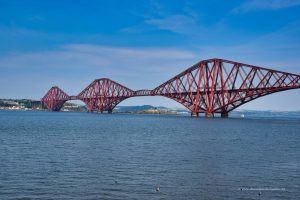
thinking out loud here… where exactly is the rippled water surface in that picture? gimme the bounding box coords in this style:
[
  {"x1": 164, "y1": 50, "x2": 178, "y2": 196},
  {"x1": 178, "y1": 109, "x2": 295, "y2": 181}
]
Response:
[{"x1": 0, "y1": 110, "x2": 299, "y2": 199}]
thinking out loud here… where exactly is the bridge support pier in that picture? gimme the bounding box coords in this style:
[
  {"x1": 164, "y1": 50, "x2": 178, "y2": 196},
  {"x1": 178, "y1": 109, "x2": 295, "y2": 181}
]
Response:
[
  {"x1": 108, "y1": 109, "x2": 112, "y2": 114},
  {"x1": 205, "y1": 112, "x2": 214, "y2": 118},
  {"x1": 221, "y1": 112, "x2": 229, "y2": 118},
  {"x1": 191, "y1": 112, "x2": 199, "y2": 117}
]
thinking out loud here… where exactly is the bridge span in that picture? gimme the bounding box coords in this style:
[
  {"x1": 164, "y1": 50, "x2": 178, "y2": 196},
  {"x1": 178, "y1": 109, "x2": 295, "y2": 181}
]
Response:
[{"x1": 41, "y1": 58, "x2": 300, "y2": 117}]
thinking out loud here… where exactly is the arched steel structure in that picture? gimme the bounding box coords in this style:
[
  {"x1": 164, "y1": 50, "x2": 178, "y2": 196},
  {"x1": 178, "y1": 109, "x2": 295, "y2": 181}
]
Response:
[
  {"x1": 152, "y1": 58, "x2": 300, "y2": 116},
  {"x1": 77, "y1": 78, "x2": 135, "y2": 113},
  {"x1": 41, "y1": 86, "x2": 70, "y2": 111},
  {"x1": 41, "y1": 58, "x2": 300, "y2": 117}
]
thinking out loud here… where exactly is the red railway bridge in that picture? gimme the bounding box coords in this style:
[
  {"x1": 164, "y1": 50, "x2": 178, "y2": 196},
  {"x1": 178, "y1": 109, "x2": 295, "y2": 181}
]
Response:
[{"x1": 41, "y1": 58, "x2": 300, "y2": 117}]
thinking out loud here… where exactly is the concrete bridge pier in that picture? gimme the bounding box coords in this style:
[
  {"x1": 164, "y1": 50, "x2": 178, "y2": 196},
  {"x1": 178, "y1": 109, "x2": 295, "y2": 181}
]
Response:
[
  {"x1": 108, "y1": 109, "x2": 112, "y2": 114},
  {"x1": 205, "y1": 112, "x2": 214, "y2": 118},
  {"x1": 191, "y1": 112, "x2": 199, "y2": 117},
  {"x1": 221, "y1": 112, "x2": 229, "y2": 118}
]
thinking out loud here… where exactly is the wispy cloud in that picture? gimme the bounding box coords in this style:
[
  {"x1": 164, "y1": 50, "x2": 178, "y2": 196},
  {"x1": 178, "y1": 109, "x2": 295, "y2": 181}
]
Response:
[
  {"x1": 0, "y1": 25, "x2": 45, "y2": 37},
  {"x1": 0, "y1": 44, "x2": 198, "y2": 99},
  {"x1": 123, "y1": 0, "x2": 203, "y2": 35},
  {"x1": 0, "y1": 44, "x2": 197, "y2": 75},
  {"x1": 145, "y1": 14, "x2": 202, "y2": 34},
  {"x1": 232, "y1": 0, "x2": 300, "y2": 13},
  {"x1": 0, "y1": 40, "x2": 299, "y2": 109},
  {"x1": 195, "y1": 20, "x2": 300, "y2": 73}
]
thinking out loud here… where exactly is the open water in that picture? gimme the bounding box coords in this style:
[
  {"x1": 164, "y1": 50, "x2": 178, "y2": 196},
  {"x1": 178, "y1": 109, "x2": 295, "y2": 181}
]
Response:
[{"x1": 0, "y1": 110, "x2": 299, "y2": 199}]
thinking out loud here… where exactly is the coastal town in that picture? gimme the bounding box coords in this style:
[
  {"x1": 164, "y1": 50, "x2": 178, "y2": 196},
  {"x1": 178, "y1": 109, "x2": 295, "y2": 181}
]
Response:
[
  {"x1": 0, "y1": 99, "x2": 86, "y2": 112},
  {"x1": 0, "y1": 99, "x2": 185, "y2": 114}
]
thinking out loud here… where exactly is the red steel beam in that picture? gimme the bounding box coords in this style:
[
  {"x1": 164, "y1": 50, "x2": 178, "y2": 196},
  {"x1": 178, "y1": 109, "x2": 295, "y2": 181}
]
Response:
[{"x1": 41, "y1": 59, "x2": 300, "y2": 115}]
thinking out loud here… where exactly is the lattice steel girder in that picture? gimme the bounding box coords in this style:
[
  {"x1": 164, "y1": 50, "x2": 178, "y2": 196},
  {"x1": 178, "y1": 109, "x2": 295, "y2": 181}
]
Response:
[
  {"x1": 41, "y1": 86, "x2": 70, "y2": 111},
  {"x1": 77, "y1": 78, "x2": 135, "y2": 112},
  {"x1": 152, "y1": 58, "x2": 300, "y2": 114},
  {"x1": 41, "y1": 58, "x2": 300, "y2": 114}
]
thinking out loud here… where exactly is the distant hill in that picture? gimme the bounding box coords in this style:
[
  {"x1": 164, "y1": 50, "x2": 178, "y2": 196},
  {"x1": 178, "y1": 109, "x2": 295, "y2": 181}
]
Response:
[
  {"x1": 114, "y1": 105, "x2": 189, "y2": 114},
  {"x1": 1, "y1": 99, "x2": 299, "y2": 119},
  {"x1": 114, "y1": 105, "x2": 155, "y2": 112}
]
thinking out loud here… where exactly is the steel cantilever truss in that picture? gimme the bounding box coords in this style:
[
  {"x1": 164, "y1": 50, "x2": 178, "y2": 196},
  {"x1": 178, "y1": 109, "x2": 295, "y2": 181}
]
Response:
[
  {"x1": 41, "y1": 86, "x2": 70, "y2": 111},
  {"x1": 41, "y1": 58, "x2": 300, "y2": 116},
  {"x1": 152, "y1": 59, "x2": 300, "y2": 116},
  {"x1": 78, "y1": 78, "x2": 135, "y2": 112}
]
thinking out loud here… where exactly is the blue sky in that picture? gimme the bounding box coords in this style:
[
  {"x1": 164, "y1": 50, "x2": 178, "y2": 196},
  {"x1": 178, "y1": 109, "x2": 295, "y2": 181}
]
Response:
[{"x1": 1, "y1": 0, "x2": 300, "y2": 110}]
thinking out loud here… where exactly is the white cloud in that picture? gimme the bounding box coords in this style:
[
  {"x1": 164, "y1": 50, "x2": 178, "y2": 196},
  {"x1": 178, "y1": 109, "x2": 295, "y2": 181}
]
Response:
[
  {"x1": 145, "y1": 15, "x2": 202, "y2": 34},
  {"x1": 1, "y1": 24, "x2": 300, "y2": 109},
  {"x1": 232, "y1": 0, "x2": 300, "y2": 13},
  {"x1": 0, "y1": 44, "x2": 197, "y2": 77},
  {"x1": 0, "y1": 25, "x2": 46, "y2": 37},
  {"x1": 64, "y1": 44, "x2": 195, "y2": 60},
  {"x1": 0, "y1": 44, "x2": 198, "y2": 99},
  {"x1": 122, "y1": 5, "x2": 203, "y2": 35}
]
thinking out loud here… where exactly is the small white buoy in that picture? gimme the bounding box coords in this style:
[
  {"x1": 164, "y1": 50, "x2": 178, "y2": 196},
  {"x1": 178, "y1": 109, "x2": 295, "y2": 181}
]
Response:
[
  {"x1": 156, "y1": 187, "x2": 160, "y2": 192},
  {"x1": 258, "y1": 191, "x2": 262, "y2": 196},
  {"x1": 241, "y1": 114, "x2": 245, "y2": 118}
]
